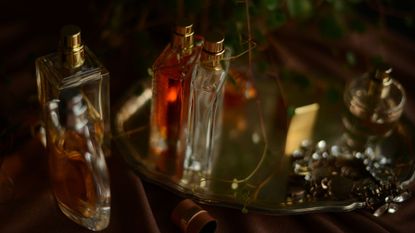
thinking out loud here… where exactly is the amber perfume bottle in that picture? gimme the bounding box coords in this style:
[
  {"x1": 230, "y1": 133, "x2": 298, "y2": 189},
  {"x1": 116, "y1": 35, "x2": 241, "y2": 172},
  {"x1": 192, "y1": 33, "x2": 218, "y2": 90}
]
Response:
[
  {"x1": 149, "y1": 20, "x2": 202, "y2": 178},
  {"x1": 184, "y1": 33, "x2": 231, "y2": 179},
  {"x1": 36, "y1": 25, "x2": 110, "y2": 157},
  {"x1": 46, "y1": 90, "x2": 110, "y2": 231},
  {"x1": 36, "y1": 25, "x2": 111, "y2": 230},
  {"x1": 343, "y1": 67, "x2": 406, "y2": 148}
]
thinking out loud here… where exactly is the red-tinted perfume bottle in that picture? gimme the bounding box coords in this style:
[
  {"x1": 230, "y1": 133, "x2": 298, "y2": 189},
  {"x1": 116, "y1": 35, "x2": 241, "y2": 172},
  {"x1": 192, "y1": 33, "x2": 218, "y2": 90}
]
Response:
[{"x1": 149, "y1": 20, "x2": 202, "y2": 178}]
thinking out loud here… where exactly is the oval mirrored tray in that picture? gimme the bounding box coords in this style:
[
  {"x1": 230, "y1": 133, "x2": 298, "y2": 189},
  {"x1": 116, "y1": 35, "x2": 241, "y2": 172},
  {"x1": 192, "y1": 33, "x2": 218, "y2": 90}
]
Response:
[{"x1": 113, "y1": 69, "x2": 415, "y2": 215}]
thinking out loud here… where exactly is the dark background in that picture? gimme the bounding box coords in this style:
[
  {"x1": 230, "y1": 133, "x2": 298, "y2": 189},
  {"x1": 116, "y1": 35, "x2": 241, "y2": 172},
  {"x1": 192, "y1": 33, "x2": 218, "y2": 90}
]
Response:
[{"x1": 1, "y1": 0, "x2": 415, "y2": 119}]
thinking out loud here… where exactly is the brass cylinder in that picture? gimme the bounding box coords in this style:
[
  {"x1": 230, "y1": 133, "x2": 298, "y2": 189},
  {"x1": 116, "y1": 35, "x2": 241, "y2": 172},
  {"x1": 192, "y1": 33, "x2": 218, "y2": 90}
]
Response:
[
  {"x1": 201, "y1": 32, "x2": 225, "y2": 69},
  {"x1": 59, "y1": 25, "x2": 85, "y2": 69},
  {"x1": 171, "y1": 199, "x2": 217, "y2": 233},
  {"x1": 172, "y1": 19, "x2": 194, "y2": 52},
  {"x1": 368, "y1": 67, "x2": 392, "y2": 98}
]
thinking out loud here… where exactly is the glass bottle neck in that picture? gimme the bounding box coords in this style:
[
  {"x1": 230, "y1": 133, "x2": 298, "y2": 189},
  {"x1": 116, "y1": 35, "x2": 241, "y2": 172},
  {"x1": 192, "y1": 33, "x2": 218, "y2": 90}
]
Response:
[{"x1": 60, "y1": 46, "x2": 85, "y2": 69}]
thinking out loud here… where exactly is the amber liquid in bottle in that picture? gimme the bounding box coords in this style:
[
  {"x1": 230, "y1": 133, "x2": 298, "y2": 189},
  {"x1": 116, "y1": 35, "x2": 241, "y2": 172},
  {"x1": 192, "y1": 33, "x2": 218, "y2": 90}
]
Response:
[
  {"x1": 149, "y1": 21, "x2": 202, "y2": 178},
  {"x1": 151, "y1": 64, "x2": 192, "y2": 175},
  {"x1": 36, "y1": 25, "x2": 111, "y2": 231},
  {"x1": 49, "y1": 130, "x2": 98, "y2": 218},
  {"x1": 46, "y1": 92, "x2": 110, "y2": 231}
]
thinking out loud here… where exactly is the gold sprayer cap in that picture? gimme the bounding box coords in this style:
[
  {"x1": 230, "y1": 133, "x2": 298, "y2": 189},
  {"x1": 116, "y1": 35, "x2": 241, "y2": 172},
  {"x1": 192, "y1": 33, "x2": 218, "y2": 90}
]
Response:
[
  {"x1": 59, "y1": 25, "x2": 85, "y2": 69},
  {"x1": 172, "y1": 19, "x2": 194, "y2": 51},
  {"x1": 369, "y1": 66, "x2": 393, "y2": 98},
  {"x1": 171, "y1": 199, "x2": 217, "y2": 233},
  {"x1": 374, "y1": 67, "x2": 393, "y2": 86},
  {"x1": 201, "y1": 32, "x2": 225, "y2": 69},
  {"x1": 203, "y1": 33, "x2": 224, "y2": 54}
]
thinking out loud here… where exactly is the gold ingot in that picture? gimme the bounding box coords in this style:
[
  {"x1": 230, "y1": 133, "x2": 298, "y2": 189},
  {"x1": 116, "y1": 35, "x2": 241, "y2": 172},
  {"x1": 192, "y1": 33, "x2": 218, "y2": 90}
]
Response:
[{"x1": 284, "y1": 103, "x2": 320, "y2": 155}]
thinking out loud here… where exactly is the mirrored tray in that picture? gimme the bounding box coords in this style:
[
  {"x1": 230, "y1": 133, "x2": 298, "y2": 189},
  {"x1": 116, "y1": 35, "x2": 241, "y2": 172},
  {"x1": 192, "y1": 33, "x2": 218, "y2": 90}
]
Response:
[{"x1": 113, "y1": 69, "x2": 415, "y2": 215}]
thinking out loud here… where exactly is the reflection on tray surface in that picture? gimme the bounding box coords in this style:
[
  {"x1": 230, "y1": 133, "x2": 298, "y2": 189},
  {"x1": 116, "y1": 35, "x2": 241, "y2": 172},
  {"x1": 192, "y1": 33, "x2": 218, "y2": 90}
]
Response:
[{"x1": 114, "y1": 68, "x2": 413, "y2": 215}]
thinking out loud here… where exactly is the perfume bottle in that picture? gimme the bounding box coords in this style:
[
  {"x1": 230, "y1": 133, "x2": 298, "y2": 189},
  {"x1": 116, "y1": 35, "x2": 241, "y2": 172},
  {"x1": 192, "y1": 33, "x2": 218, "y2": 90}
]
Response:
[
  {"x1": 36, "y1": 25, "x2": 110, "y2": 157},
  {"x1": 342, "y1": 67, "x2": 406, "y2": 148},
  {"x1": 184, "y1": 33, "x2": 230, "y2": 178},
  {"x1": 36, "y1": 25, "x2": 111, "y2": 230},
  {"x1": 149, "y1": 20, "x2": 202, "y2": 178},
  {"x1": 46, "y1": 90, "x2": 110, "y2": 231}
]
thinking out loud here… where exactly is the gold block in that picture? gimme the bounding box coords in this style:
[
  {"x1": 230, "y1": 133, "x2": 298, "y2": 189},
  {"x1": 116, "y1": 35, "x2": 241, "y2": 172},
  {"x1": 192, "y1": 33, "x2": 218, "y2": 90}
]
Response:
[{"x1": 284, "y1": 103, "x2": 319, "y2": 155}]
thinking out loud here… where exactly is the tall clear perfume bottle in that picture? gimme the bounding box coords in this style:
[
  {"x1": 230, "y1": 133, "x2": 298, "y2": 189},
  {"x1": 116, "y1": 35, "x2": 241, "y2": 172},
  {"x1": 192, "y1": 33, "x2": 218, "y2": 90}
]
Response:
[
  {"x1": 184, "y1": 33, "x2": 231, "y2": 180},
  {"x1": 46, "y1": 90, "x2": 110, "y2": 231},
  {"x1": 342, "y1": 67, "x2": 406, "y2": 149},
  {"x1": 36, "y1": 25, "x2": 111, "y2": 230},
  {"x1": 149, "y1": 20, "x2": 202, "y2": 178},
  {"x1": 36, "y1": 25, "x2": 110, "y2": 157}
]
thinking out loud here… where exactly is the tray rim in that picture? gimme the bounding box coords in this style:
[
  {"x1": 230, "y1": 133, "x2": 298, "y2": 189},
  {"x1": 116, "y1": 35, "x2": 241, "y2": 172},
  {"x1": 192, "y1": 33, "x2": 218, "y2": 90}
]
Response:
[{"x1": 113, "y1": 78, "x2": 415, "y2": 215}]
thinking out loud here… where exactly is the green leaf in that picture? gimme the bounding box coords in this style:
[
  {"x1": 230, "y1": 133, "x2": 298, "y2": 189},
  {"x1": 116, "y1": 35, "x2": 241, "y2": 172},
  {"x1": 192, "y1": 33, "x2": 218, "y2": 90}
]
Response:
[
  {"x1": 262, "y1": 0, "x2": 279, "y2": 11},
  {"x1": 326, "y1": 0, "x2": 346, "y2": 11},
  {"x1": 319, "y1": 16, "x2": 343, "y2": 39},
  {"x1": 287, "y1": 0, "x2": 313, "y2": 19},
  {"x1": 346, "y1": 51, "x2": 356, "y2": 66},
  {"x1": 251, "y1": 2, "x2": 261, "y2": 17},
  {"x1": 326, "y1": 87, "x2": 341, "y2": 103},
  {"x1": 349, "y1": 19, "x2": 366, "y2": 32},
  {"x1": 405, "y1": 16, "x2": 414, "y2": 27},
  {"x1": 293, "y1": 74, "x2": 310, "y2": 88},
  {"x1": 371, "y1": 55, "x2": 384, "y2": 67},
  {"x1": 267, "y1": 10, "x2": 286, "y2": 30},
  {"x1": 109, "y1": 4, "x2": 124, "y2": 29},
  {"x1": 347, "y1": 0, "x2": 363, "y2": 3},
  {"x1": 333, "y1": 0, "x2": 345, "y2": 11},
  {"x1": 241, "y1": 207, "x2": 249, "y2": 214},
  {"x1": 257, "y1": 60, "x2": 268, "y2": 73},
  {"x1": 287, "y1": 106, "x2": 296, "y2": 118},
  {"x1": 254, "y1": 29, "x2": 266, "y2": 44},
  {"x1": 183, "y1": 0, "x2": 203, "y2": 11},
  {"x1": 233, "y1": 7, "x2": 247, "y2": 26}
]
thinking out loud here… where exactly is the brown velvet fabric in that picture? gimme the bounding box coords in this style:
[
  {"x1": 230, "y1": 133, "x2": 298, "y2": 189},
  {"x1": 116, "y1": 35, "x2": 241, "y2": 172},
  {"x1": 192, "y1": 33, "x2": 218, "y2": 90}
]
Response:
[
  {"x1": 0, "y1": 139, "x2": 161, "y2": 233},
  {"x1": 1, "y1": 138, "x2": 415, "y2": 233}
]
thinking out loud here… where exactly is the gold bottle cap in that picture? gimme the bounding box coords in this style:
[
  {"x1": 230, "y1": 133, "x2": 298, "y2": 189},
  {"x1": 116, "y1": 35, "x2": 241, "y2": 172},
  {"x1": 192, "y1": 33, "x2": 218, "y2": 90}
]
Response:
[
  {"x1": 175, "y1": 19, "x2": 194, "y2": 36},
  {"x1": 369, "y1": 66, "x2": 393, "y2": 98},
  {"x1": 172, "y1": 19, "x2": 194, "y2": 51},
  {"x1": 374, "y1": 67, "x2": 393, "y2": 86},
  {"x1": 201, "y1": 32, "x2": 225, "y2": 69},
  {"x1": 59, "y1": 25, "x2": 85, "y2": 69},
  {"x1": 203, "y1": 33, "x2": 224, "y2": 54},
  {"x1": 61, "y1": 25, "x2": 82, "y2": 49},
  {"x1": 171, "y1": 199, "x2": 217, "y2": 233}
]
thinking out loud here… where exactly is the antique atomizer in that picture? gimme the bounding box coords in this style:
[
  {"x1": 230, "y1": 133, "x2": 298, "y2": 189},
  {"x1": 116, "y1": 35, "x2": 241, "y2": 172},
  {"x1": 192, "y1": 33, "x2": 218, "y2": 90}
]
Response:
[{"x1": 343, "y1": 66, "x2": 406, "y2": 149}]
